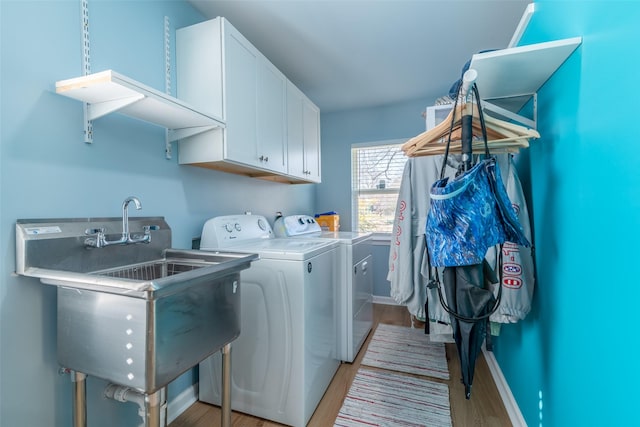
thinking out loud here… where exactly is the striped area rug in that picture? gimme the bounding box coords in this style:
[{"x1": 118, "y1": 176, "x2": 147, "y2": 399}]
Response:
[
  {"x1": 334, "y1": 368, "x2": 452, "y2": 427},
  {"x1": 361, "y1": 323, "x2": 450, "y2": 380}
]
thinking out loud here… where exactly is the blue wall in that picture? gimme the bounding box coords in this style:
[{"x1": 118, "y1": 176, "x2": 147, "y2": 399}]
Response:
[
  {"x1": 320, "y1": 2, "x2": 640, "y2": 425},
  {"x1": 318, "y1": 100, "x2": 431, "y2": 230},
  {"x1": 0, "y1": 1, "x2": 315, "y2": 426},
  {"x1": 493, "y1": 1, "x2": 640, "y2": 425},
  {"x1": 319, "y1": 99, "x2": 431, "y2": 297},
  {"x1": 5, "y1": 1, "x2": 636, "y2": 426}
]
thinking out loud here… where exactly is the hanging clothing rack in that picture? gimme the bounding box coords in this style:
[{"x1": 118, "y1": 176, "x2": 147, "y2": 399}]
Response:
[{"x1": 402, "y1": 70, "x2": 540, "y2": 158}]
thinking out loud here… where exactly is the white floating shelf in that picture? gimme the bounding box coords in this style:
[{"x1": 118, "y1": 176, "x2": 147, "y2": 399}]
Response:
[
  {"x1": 470, "y1": 37, "x2": 582, "y2": 112},
  {"x1": 55, "y1": 70, "x2": 224, "y2": 141}
]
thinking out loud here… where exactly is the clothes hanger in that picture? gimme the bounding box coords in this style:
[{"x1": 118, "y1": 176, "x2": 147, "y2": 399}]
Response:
[
  {"x1": 401, "y1": 73, "x2": 540, "y2": 158},
  {"x1": 402, "y1": 104, "x2": 539, "y2": 157},
  {"x1": 409, "y1": 138, "x2": 529, "y2": 157}
]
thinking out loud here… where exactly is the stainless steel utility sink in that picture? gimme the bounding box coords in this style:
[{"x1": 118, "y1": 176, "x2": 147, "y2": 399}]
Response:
[
  {"x1": 15, "y1": 217, "x2": 258, "y2": 394},
  {"x1": 93, "y1": 258, "x2": 211, "y2": 280}
]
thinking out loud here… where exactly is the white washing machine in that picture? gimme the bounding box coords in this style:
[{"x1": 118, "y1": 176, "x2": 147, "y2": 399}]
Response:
[
  {"x1": 197, "y1": 214, "x2": 340, "y2": 427},
  {"x1": 274, "y1": 215, "x2": 373, "y2": 363}
]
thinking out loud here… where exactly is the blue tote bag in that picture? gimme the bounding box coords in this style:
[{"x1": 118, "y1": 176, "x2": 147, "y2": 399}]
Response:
[{"x1": 426, "y1": 85, "x2": 530, "y2": 267}]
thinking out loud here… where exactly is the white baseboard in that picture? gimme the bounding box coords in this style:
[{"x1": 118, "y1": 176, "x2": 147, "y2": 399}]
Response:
[
  {"x1": 372, "y1": 295, "x2": 400, "y2": 305},
  {"x1": 482, "y1": 348, "x2": 527, "y2": 427},
  {"x1": 167, "y1": 383, "x2": 198, "y2": 424}
]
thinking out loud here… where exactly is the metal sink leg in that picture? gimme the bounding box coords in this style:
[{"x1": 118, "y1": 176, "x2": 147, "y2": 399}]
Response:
[
  {"x1": 72, "y1": 371, "x2": 87, "y2": 427},
  {"x1": 221, "y1": 343, "x2": 232, "y2": 427},
  {"x1": 145, "y1": 390, "x2": 162, "y2": 427}
]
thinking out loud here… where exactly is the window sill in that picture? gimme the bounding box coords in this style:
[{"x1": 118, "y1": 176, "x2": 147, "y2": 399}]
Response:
[{"x1": 370, "y1": 233, "x2": 391, "y2": 245}]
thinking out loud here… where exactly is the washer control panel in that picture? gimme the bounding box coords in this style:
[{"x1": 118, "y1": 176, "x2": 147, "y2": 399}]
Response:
[{"x1": 200, "y1": 214, "x2": 272, "y2": 249}]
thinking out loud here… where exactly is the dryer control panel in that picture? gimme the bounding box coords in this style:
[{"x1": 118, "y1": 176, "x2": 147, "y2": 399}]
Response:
[{"x1": 273, "y1": 214, "x2": 322, "y2": 237}]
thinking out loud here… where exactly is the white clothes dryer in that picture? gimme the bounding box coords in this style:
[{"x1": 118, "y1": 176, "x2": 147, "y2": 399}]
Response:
[
  {"x1": 198, "y1": 214, "x2": 340, "y2": 427},
  {"x1": 274, "y1": 215, "x2": 373, "y2": 362}
]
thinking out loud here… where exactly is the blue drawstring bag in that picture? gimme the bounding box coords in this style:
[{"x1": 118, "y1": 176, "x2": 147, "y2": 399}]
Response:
[
  {"x1": 427, "y1": 156, "x2": 530, "y2": 266},
  {"x1": 426, "y1": 85, "x2": 530, "y2": 267}
]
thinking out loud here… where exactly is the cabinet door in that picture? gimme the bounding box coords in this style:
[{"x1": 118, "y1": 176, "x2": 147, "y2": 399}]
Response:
[
  {"x1": 223, "y1": 23, "x2": 259, "y2": 167},
  {"x1": 178, "y1": 17, "x2": 313, "y2": 180},
  {"x1": 176, "y1": 19, "x2": 223, "y2": 119},
  {"x1": 257, "y1": 60, "x2": 287, "y2": 174},
  {"x1": 286, "y1": 82, "x2": 305, "y2": 178},
  {"x1": 286, "y1": 82, "x2": 321, "y2": 182},
  {"x1": 302, "y1": 100, "x2": 321, "y2": 183}
]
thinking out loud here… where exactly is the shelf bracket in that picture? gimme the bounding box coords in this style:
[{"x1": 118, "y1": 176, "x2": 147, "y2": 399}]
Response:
[
  {"x1": 164, "y1": 16, "x2": 172, "y2": 160},
  {"x1": 532, "y1": 93, "x2": 537, "y2": 129},
  {"x1": 167, "y1": 126, "x2": 218, "y2": 142},
  {"x1": 482, "y1": 99, "x2": 537, "y2": 129},
  {"x1": 81, "y1": 0, "x2": 93, "y2": 143},
  {"x1": 86, "y1": 94, "x2": 146, "y2": 121}
]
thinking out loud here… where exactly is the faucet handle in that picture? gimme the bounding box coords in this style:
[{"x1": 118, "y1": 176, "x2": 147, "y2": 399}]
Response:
[
  {"x1": 130, "y1": 225, "x2": 160, "y2": 243},
  {"x1": 84, "y1": 228, "x2": 106, "y2": 248},
  {"x1": 143, "y1": 225, "x2": 160, "y2": 234},
  {"x1": 85, "y1": 228, "x2": 105, "y2": 235}
]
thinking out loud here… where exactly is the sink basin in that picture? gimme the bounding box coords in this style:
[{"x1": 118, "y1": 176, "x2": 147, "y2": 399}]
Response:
[
  {"x1": 93, "y1": 259, "x2": 211, "y2": 280},
  {"x1": 15, "y1": 217, "x2": 258, "y2": 393}
]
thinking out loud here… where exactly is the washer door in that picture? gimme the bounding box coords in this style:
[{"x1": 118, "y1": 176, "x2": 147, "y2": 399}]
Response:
[{"x1": 198, "y1": 262, "x2": 292, "y2": 414}]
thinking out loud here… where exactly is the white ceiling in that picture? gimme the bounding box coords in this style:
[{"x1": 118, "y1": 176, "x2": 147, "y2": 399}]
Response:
[{"x1": 186, "y1": 0, "x2": 531, "y2": 113}]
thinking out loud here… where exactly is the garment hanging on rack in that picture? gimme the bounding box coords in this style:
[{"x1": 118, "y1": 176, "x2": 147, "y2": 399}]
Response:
[
  {"x1": 387, "y1": 155, "x2": 455, "y2": 321},
  {"x1": 485, "y1": 154, "x2": 535, "y2": 325},
  {"x1": 431, "y1": 153, "x2": 535, "y2": 335},
  {"x1": 387, "y1": 152, "x2": 534, "y2": 328}
]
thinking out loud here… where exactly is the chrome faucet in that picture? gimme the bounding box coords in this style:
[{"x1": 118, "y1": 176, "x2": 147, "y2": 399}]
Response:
[
  {"x1": 121, "y1": 196, "x2": 141, "y2": 243},
  {"x1": 85, "y1": 196, "x2": 157, "y2": 248}
]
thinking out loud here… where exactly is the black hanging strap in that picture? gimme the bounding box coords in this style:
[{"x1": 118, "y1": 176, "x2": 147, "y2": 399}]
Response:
[{"x1": 439, "y1": 82, "x2": 491, "y2": 180}]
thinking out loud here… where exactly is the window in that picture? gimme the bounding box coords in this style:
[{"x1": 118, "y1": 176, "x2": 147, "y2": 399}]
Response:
[{"x1": 351, "y1": 140, "x2": 408, "y2": 234}]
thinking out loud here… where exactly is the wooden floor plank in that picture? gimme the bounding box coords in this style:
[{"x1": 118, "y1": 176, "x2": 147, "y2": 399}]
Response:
[{"x1": 170, "y1": 303, "x2": 511, "y2": 427}]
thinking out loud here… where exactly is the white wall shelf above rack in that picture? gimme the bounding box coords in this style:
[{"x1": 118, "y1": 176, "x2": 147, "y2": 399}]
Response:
[
  {"x1": 55, "y1": 70, "x2": 225, "y2": 143},
  {"x1": 470, "y1": 36, "x2": 582, "y2": 114}
]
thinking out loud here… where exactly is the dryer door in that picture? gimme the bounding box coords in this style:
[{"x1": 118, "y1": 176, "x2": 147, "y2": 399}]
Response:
[{"x1": 351, "y1": 254, "x2": 373, "y2": 360}]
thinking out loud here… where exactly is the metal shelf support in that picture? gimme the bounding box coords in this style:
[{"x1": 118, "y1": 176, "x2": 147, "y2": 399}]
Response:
[
  {"x1": 81, "y1": 0, "x2": 93, "y2": 143},
  {"x1": 86, "y1": 95, "x2": 146, "y2": 121},
  {"x1": 164, "y1": 16, "x2": 172, "y2": 159}
]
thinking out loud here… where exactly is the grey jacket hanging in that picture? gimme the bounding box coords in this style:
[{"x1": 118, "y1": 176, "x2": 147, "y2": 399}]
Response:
[{"x1": 387, "y1": 152, "x2": 534, "y2": 324}]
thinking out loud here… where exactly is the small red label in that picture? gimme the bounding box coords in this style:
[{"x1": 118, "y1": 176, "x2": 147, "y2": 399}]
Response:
[{"x1": 503, "y1": 277, "x2": 522, "y2": 288}]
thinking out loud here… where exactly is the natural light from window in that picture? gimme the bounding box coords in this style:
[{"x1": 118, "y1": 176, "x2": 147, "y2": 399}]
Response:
[{"x1": 351, "y1": 140, "x2": 408, "y2": 234}]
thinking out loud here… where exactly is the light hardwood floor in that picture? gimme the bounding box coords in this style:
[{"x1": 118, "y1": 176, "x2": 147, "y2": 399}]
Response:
[{"x1": 169, "y1": 303, "x2": 512, "y2": 427}]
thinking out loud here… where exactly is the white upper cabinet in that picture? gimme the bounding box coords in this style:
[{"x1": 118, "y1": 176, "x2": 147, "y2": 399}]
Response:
[
  {"x1": 256, "y1": 59, "x2": 287, "y2": 174},
  {"x1": 176, "y1": 17, "x2": 304, "y2": 181},
  {"x1": 287, "y1": 82, "x2": 321, "y2": 183},
  {"x1": 303, "y1": 101, "x2": 321, "y2": 182},
  {"x1": 287, "y1": 83, "x2": 305, "y2": 178},
  {"x1": 224, "y1": 25, "x2": 259, "y2": 168}
]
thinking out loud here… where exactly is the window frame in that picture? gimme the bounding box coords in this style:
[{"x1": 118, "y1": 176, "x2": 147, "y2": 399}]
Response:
[{"x1": 351, "y1": 138, "x2": 409, "y2": 242}]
